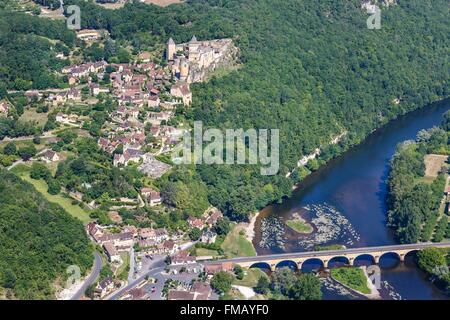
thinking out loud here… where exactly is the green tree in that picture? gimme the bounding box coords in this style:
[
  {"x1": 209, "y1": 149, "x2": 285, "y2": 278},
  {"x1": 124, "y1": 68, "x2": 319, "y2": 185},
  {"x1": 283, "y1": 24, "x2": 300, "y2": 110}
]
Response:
[
  {"x1": 254, "y1": 275, "x2": 270, "y2": 294},
  {"x1": 211, "y1": 271, "x2": 234, "y2": 294},
  {"x1": 270, "y1": 267, "x2": 297, "y2": 296},
  {"x1": 3, "y1": 142, "x2": 16, "y2": 155},
  {"x1": 1, "y1": 269, "x2": 16, "y2": 289},
  {"x1": 18, "y1": 144, "x2": 37, "y2": 160},
  {"x1": 288, "y1": 273, "x2": 322, "y2": 300},
  {"x1": 233, "y1": 265, "x2": 244, "y2": 280},
  {"x1": 417, "y1": 248, "x2": 446, "y2": 275},
  {"x1": 47, "y1": 178, "x2": 61, "y2": 195},
  {"x1": 32, "y1": 135, "x2": 41, "y2": 145},
  {"x1": 214, "y1": 217, "x2": 231, "y2": 235},
  {"x1": 189, "y1": 227, "x2": 202, "y2": 241},
  {"x1": 30, "y1": 162, "x2": 51, "y2": 180}
]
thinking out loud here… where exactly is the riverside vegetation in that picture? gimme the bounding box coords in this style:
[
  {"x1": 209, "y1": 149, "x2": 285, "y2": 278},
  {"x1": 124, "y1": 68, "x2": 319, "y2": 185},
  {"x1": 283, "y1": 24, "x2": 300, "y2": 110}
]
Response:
[
  {"x1": 387, "y1": 111, "x2": 450, "y2": 244},
  {"x1": 387, "y1": 112, "x2": 450, "y2": 295}
]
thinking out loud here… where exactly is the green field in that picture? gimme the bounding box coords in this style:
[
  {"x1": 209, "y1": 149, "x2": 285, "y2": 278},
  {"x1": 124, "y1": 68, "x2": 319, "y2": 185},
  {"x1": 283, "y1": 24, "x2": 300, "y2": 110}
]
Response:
[
  {"x1": 117, "y1": 252, "x2": 130, "y2": 281},
  {"x1": 233, "y1": 268, "x2": 269, "y2": 288},
  {"x1": 12, "y1": 164, "x2": 91, "y2": 223},
  {"x1": 195, "y1": 248, "x2": 220, "y2": 257},
  {"x1": 286, "y1": 218, "x2": 313, "y2": 234},
  {"x1": 19, "y1": 108, "x2": 48, "y2": 126},
  {"x1": 221, "y1": 224, "x2": 256, "y2": 258},
  {"x1": 0, "y1": 139, "x2": 48, "y2": 153},
  {"x1": 331, "y1": 267, "x2": 371, "y2": 294},
  {"x1": 314, "y1": 244, "x2": 346, "y2": 251}
]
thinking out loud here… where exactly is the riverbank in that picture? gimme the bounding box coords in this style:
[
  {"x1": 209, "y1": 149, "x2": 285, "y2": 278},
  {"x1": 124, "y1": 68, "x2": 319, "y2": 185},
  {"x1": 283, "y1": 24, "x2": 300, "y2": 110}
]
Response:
[
  {"x1": 221, "y1": 223, "x2": 257, "y2": 258},
  {"x1": 330, "y1": 267, "x2": 381, "y2": 300},
  {"x1": 252, "y1": 99, "x2": 450, "y2": 299},
  {"x1": 244, "y1": 211, "x2": 260, "y2": 244},
  {"x1": 255, "y1": 99, "x2": 450, "y2": 251}
]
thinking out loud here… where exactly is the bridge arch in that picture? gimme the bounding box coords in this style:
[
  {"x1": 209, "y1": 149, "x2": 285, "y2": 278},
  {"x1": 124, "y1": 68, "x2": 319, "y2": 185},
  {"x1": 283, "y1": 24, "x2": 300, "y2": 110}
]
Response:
[
  {"x1": 301, "y1": 258, "x2": 324, "y2": 273},
  {"x1": 404, "y1": 249, "x2": 419, "y2": 259},
  {"x1": 275, "y1": 260, "x2": 298, "y2": 271},
  {"x1": 379, "y1": 252, "x2": 401, "y2": 268},
  {"x1": 249, "y1": 262, "x2": 272, "y2": 272},
  {"x1": 403, "y1": 249, "x2": 419, "y2": 265},
  {"x1": 353, "y1": 254, "x2": 376, "y2": 267},
  {"x1": 326, "y1": 256, "x2": 351, "y2": 269}
]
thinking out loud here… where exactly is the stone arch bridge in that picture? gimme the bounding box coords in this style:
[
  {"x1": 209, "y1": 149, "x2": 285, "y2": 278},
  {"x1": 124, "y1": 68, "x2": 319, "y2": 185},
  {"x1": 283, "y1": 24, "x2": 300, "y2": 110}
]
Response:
[{"x1": 205, "y1": 242, "x2": 450, "y2": 271}]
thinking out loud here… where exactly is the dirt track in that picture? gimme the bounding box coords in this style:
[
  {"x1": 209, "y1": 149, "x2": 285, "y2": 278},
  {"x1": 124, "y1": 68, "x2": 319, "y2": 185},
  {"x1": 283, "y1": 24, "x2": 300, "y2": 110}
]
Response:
[
  {"x1": 424, "y1": 154, "x2": 448, "y2": 178},
  {"x1": 143, "y1": 0, "x2": 184, "y2": 7}
]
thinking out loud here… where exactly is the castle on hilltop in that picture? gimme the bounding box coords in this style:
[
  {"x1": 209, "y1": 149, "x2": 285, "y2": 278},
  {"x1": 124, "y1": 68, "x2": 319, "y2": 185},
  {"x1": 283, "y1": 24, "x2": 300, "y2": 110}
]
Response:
[{"x1": 166, "y1": 36, "x2": 237, "y2": 83}]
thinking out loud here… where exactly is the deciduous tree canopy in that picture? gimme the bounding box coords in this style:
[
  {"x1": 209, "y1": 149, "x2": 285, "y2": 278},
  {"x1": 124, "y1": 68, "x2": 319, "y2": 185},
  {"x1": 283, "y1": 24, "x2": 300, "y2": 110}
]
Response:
[{"x1": 0, "y1": 170, "x2": 93, "y2": 299}]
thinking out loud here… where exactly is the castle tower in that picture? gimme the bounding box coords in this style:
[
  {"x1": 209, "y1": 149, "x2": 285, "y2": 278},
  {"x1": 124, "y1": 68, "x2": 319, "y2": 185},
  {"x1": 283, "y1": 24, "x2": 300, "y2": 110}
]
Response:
[
  {"x1": 188, "y1": 35, "x2": 200, "y2": 53},
  {"x1": 167, "y1": 37, "x2": 176, "y2": 62},
  {"x1": 180, "y1": 57, "x2": 189, "y2": 81}
]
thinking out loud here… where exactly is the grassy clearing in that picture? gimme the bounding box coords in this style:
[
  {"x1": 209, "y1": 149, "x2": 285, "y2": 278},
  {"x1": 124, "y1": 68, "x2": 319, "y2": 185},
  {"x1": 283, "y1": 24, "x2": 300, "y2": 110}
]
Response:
[
  {"x1": 314, "y1": 244, "x2": 346, "y2": 251},
  {"x1": 0, "y1": 140, "x2": 47, "y2": 153},
  {"x1": 286, "y1": 218, "x2": 313, "y2": 234},
  {"x1": 195, "y1": 248, "x2": 219, "y2": 257},
  {"x1": 331, "y1": 267, "x2": 371, "y2": 294},
  {"x1": 20, "y1": 108, "x2": 49, "y2": 126},
  {"x1": 142, "y1": 0, "x2": 184, "y2": 7},
  {"x1": 117, "y1": 252, "x2": 130, "y2": 281},
  {"x1": 424, "y1": 154, "x2": 448, "y2": 178},
  {"x1": 221, "y1": 224, "x2": 256, "y2": 258},
  {"x1": 233, "y1": 268, "x2": 269, "y2": 287},
  {"x1": 12, "y1": 164, "x2": 91, "y2": 223}
]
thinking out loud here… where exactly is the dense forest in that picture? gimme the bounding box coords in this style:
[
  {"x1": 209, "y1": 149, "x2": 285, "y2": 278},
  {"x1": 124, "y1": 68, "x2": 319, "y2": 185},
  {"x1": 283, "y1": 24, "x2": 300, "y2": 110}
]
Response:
[
  {"x1": 417, "y1": 247, "x2": 450, "y2": 296},
  {"x1": 6, "y1": 0, "x2": 450, "y2": 220},
  {"x1": 387, "y1": 112, "x2": 450, "y2": 244},
  {"x1": 0, "y1": 8, "x2": 74, "y2": 92},
  {"x1": 56, "y1": 0, "x2": 450, "y2": 219},
  {"x1": 0, "y1": 170, "x2": 93, "y2": 299}
]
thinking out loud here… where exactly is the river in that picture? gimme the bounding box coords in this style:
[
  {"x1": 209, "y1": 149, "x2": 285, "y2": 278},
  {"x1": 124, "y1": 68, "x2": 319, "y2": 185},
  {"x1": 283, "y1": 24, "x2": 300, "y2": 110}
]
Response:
[{"x1": 254, "y1": 99, "x2": 450, "y2": 300}]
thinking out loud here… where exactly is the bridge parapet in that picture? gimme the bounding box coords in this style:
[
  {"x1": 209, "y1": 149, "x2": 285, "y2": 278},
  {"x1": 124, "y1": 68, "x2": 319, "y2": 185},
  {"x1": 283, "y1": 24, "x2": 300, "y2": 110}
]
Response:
[{"x1": 217, "y1": 242, "x2": 450, "y2": 271}]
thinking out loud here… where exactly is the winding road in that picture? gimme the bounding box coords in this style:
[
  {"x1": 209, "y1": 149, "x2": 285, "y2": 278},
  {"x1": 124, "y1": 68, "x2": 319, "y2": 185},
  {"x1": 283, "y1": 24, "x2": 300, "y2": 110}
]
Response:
[
  {"x1": 71, "y1": 252, "x2": 103, "y2": 300},
  {"x1": 108, "y1": 259, "x2": 166, "y2": 300}
]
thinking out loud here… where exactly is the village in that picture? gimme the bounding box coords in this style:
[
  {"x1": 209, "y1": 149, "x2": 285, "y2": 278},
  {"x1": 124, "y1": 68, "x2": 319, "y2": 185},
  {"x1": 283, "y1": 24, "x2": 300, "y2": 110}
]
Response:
[
  {"x1": 84, "y1": 206, "x2": 235, "y2": 300},
  {"x1": 0, "y1": 31, "x2": 246, "y2": 300}
]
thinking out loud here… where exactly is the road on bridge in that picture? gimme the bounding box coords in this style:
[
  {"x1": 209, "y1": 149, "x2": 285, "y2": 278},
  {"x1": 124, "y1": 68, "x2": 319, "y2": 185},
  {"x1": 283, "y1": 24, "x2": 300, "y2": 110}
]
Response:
[{"x1": 206, "y1": 242, "x2": 450, "y2": 265}]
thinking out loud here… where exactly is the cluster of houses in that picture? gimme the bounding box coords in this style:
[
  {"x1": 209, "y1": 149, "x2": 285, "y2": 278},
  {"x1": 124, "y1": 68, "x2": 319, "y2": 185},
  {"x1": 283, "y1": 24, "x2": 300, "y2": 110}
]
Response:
[
  {"x1": 86, "y1": 221, "x2": 186, "y2": 266},
  {"x1": 62, "y1": 61, "x2": 108, "y2": 84},
  {"x1": 187, "y1": 207, "x2": 224, "y2": 244},
  {"x1": 85, "y1": 203, "x2": 233, "y2": 300},
  {"x1": 76, "y1": 29, "x2": 107, "y2": 42},
  {"x1": 55, "y1": 112, "x2": 82, "y2": 127},
  {"x1": 86, "y1": 222, "x2": 133, "y2": 266},
  {"x1": 94, "y1": 277, "x2": 116, "y2": 299},
  {"x1": 167, "y1": 281, "x2": 212, "y2": 301},
  {"x1": 89, "y1": 58, "x2": 190, "y2": 173},
  {"x1": 166, "y1": 261, "x2": 234, "y2": 300},
  {"x1": 136, "y1": 226, "x2": 173, "y2": 252}
]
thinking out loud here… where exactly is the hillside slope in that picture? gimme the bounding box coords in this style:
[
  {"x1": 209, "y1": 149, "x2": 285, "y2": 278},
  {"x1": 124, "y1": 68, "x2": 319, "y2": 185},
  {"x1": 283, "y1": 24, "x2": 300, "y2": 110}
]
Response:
[{"x1": 0, "y1": 170, "x2": 93, "y2": 299}]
